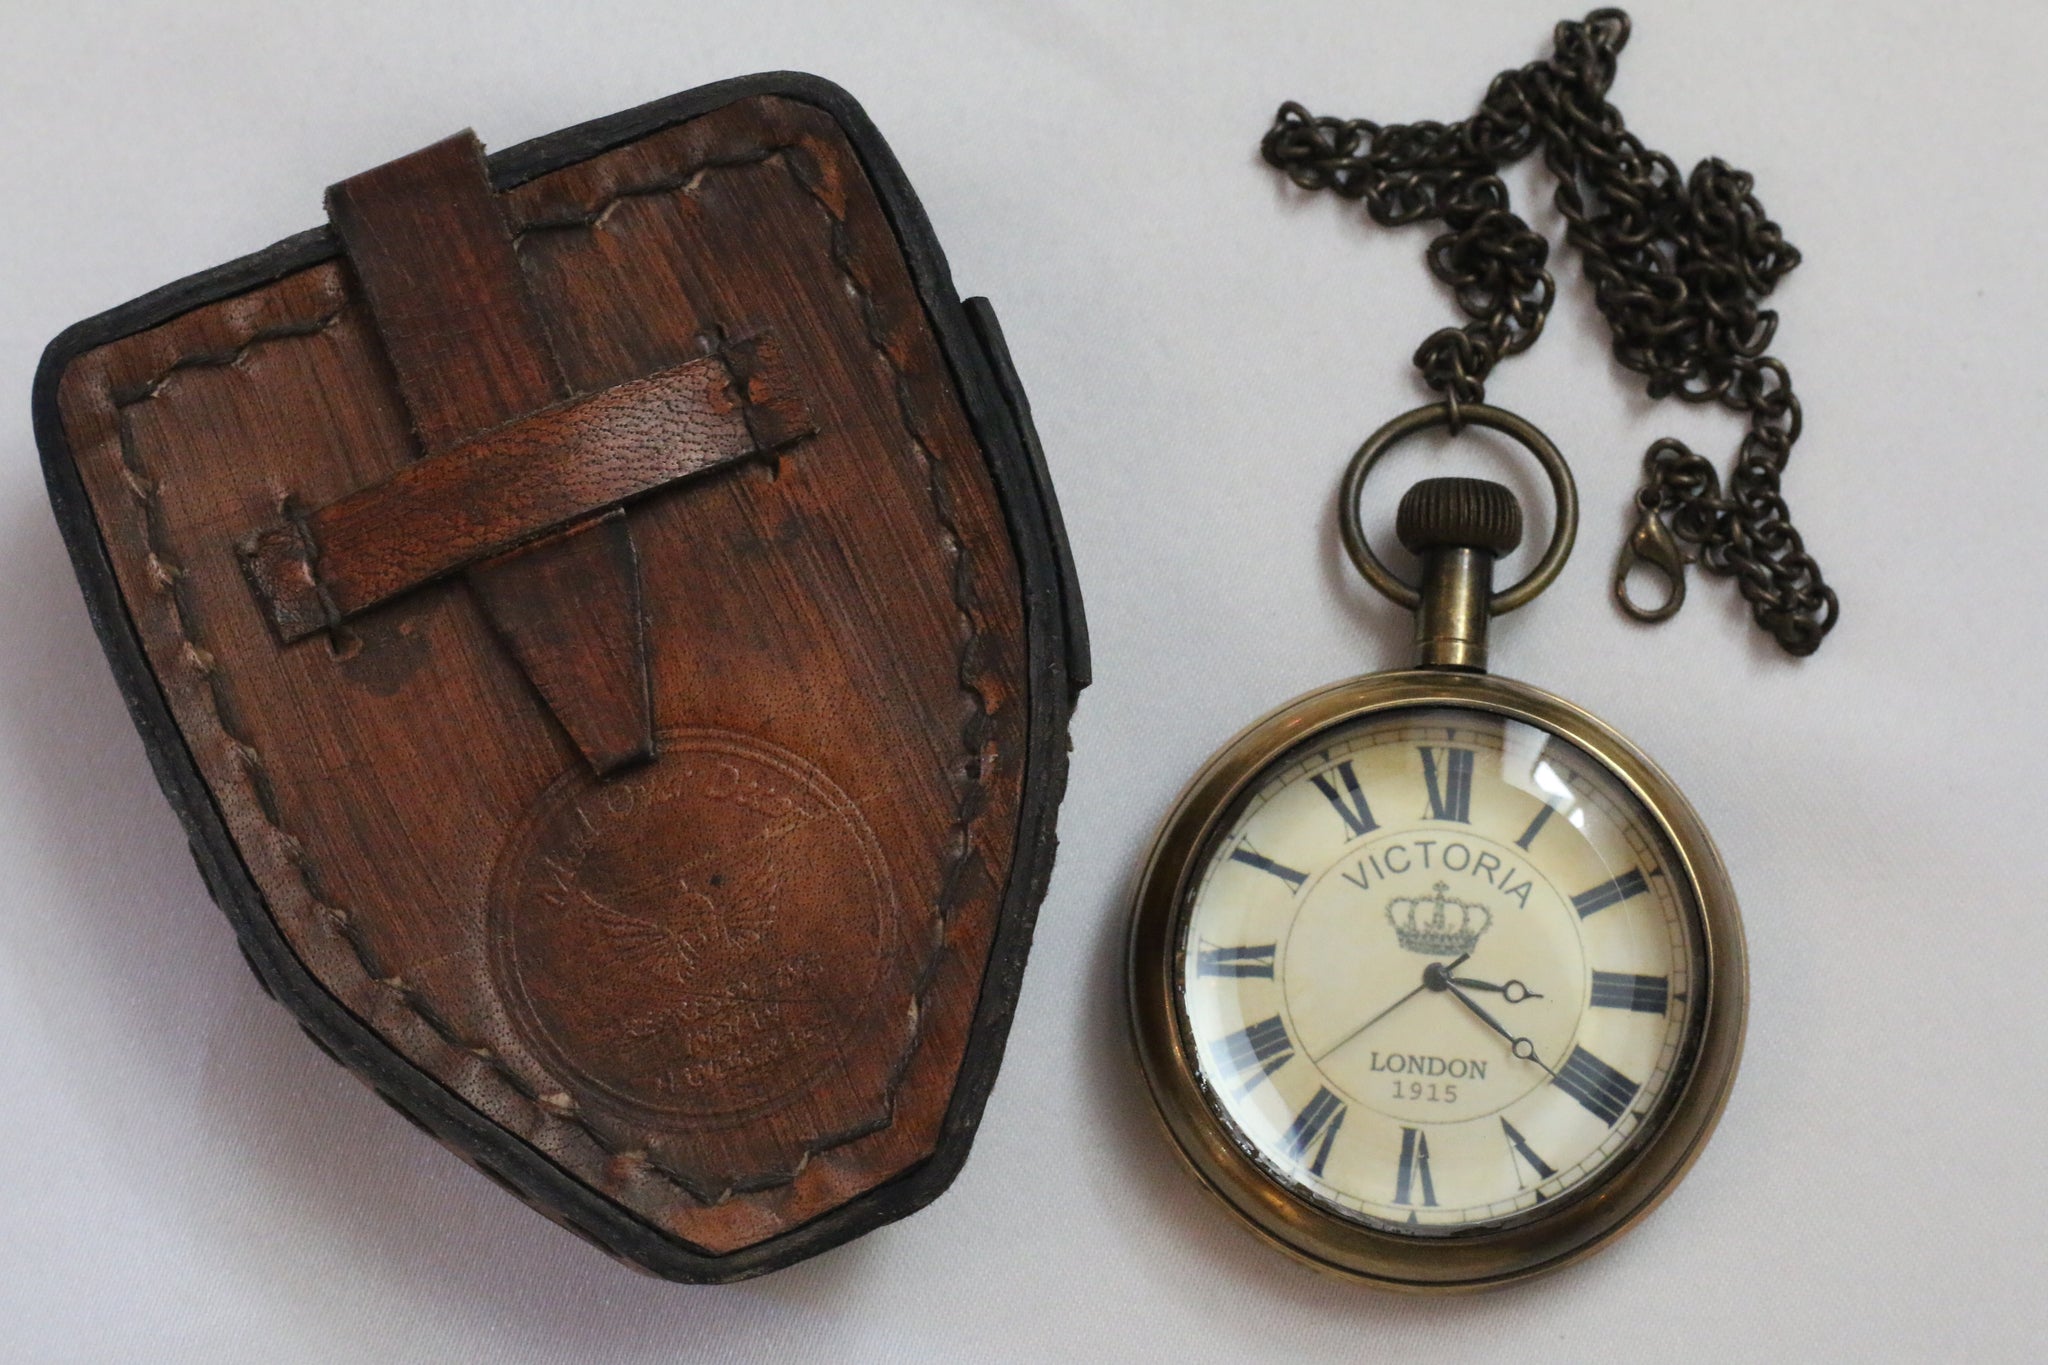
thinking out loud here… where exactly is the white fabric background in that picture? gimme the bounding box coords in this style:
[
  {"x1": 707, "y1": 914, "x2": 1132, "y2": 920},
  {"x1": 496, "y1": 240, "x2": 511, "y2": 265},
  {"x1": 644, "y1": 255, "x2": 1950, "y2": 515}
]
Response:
[{"x1": 2, "y1": 1, "x2": 2041, "y2": 1359}]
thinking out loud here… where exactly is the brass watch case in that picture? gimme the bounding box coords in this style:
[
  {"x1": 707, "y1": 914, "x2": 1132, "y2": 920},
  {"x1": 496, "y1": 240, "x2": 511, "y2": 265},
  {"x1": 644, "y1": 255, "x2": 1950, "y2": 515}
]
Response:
[{"x1": 1127, "y1": 668, "x2": 1747, "y2": 1290}]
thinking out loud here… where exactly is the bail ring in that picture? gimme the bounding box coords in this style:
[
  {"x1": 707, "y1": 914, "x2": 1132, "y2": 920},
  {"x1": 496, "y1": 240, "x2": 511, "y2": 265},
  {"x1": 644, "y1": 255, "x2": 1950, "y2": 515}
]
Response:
[{"x1": 1339, "y1": 402, "x2": 1578, "y2": 614}]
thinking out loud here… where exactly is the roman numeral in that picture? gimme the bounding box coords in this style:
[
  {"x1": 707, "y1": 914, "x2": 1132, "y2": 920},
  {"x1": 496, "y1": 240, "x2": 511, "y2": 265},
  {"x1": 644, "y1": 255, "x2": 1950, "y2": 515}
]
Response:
[
  {"x1": 1589, "y1": 970, "x2": 1670, "y2": 1014},
  {"x1": 1552, "y1": 1045, "x2": 1640, "y2": 1127},
  {"x1": 1419, "y1": 746, "x2": 1474, "y2": 822},
  {"x1": 1309, "y1": 760, "x2": 1378, "y2": 838},
  {"x1": 1230, "y1": 845, "x2": 1308, "y2": 891},
  {"x1": 1515, "y1": 801, "x2": 1558, "y2": 850},
  {"x1": 1196, "y1": 942, "x2": 1277, "y2": 978},
  {"x1": 1283, "y1": 1086, "x2": 1346, "y2": 1177},
  {"x1": 1394, "y1": 1127, "x2": 1438, "y2": 1207},
  {"x1": 1571, "y1": 868, "x2": 1650, "y2": 918},
  {"x1": 1501, "y1": 1117, "x2": 1555, "y2": 1185},
  {"x1": 1210, "y1": 1015, "x2": 1295, "y2": 1093}
]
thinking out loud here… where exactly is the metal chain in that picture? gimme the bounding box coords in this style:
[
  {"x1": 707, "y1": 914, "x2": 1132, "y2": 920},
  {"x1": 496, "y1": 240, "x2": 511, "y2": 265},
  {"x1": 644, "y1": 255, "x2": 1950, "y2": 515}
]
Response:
[{"x1": 1262, "y1": 8, "x2": 1836, "y2": 655}]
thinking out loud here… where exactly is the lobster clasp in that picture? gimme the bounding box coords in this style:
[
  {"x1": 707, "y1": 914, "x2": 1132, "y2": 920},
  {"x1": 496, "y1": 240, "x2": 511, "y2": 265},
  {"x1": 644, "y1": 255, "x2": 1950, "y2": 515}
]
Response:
[{"x1": 1613, "y1": 502, "x2": 1690, "y2": 623}]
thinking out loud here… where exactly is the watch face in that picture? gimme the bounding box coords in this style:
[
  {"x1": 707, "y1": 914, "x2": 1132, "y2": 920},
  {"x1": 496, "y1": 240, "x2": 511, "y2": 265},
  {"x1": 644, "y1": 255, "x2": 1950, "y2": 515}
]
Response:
[{"x1": 1177, "y1": 704, "x2": 1704, "y2": 1235}]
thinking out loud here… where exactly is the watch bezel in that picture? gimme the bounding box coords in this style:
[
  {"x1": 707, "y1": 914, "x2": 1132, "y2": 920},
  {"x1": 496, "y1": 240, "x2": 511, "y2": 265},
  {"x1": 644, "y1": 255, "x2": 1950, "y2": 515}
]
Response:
[{"x1": 1127, "y1": 669, "x2": 1747, "y2": 1290}]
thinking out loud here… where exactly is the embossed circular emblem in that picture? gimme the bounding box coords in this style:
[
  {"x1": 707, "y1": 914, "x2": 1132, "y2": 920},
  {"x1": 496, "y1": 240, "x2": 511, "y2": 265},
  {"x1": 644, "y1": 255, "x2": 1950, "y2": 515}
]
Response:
[{"x1": 488, "y1": 728, "x2": 904, "y2": 1130}]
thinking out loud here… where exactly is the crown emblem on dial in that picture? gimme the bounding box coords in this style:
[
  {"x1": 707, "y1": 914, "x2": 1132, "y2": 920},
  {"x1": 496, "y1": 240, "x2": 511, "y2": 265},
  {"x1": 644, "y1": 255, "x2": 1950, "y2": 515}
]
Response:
[{"x1": 1386, "y1": 881, "x2": 1494, "y2": 957}]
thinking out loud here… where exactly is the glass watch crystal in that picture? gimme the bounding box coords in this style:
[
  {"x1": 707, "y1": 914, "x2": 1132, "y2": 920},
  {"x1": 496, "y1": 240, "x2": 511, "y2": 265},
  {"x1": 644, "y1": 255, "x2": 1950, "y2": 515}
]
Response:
[{"x1": 1178, "y1": 705, "x2": 1701, "y2": 1233}]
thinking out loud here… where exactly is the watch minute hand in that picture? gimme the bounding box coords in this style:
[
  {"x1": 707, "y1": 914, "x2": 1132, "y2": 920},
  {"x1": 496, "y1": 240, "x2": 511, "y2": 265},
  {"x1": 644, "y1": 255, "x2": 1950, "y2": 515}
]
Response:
[{"x1": 1442, "y1": 980, "x2": 1556, "y2": 1078}]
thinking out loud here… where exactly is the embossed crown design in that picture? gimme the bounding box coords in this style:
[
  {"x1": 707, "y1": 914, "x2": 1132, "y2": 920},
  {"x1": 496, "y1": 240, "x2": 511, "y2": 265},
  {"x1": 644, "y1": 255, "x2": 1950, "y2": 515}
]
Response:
[{"x1": 1386, "y1": 881, "x2": 1493, "y2": 957}]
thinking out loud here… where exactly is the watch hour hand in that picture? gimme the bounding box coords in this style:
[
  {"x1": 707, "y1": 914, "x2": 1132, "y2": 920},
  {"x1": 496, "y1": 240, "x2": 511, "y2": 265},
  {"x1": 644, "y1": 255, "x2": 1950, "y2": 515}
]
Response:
[
  {"x1": 1448, "y1": 975, "x2": 1543, "y2": 1003},
  {"x1": 1436, "y1": 975, "x2": 1557, "y2": 1078}
]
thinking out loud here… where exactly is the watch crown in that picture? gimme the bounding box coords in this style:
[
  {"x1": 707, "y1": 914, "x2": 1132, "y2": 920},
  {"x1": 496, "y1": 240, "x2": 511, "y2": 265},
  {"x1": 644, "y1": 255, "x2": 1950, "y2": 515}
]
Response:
[{"x1": 1396, "y1": 477, "x2": 1523, "y2": 558}]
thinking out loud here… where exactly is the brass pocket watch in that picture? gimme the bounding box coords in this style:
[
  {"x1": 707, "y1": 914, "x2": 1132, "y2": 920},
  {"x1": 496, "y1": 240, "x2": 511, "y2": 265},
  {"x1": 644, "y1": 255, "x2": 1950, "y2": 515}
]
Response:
[
  {"x1": 1126, "y1": 407, "x2": 1744, "y2": 1289},
  {"x1": 1126, "y1": 8, "x2": 1833, "y2": 1289}
]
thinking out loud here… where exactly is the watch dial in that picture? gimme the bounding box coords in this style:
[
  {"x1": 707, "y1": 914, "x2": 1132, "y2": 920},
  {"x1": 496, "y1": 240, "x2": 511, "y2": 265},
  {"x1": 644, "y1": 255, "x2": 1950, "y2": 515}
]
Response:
[{"x1": 1178, "y1": 706, "x2": 1703, "y2": 1233}]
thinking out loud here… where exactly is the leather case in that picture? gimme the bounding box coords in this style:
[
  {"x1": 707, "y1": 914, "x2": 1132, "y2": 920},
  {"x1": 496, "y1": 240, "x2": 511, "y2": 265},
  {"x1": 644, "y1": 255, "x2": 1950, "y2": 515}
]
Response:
[{"x1": 33, "y1": 74, "x2": 1087, "y2": 1281}]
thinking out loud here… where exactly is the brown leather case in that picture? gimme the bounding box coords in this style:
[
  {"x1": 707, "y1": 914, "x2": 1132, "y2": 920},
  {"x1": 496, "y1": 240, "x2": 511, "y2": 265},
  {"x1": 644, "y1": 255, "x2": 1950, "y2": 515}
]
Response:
[{"x1": 33, "y1": 75, "x2": 1087, "y2": 1281}]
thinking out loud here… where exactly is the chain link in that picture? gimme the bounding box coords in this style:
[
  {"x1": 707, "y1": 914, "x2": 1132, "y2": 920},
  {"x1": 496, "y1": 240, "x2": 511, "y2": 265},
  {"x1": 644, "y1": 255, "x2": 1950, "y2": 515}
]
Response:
[{"x1": 1262, "y1": 8, "x2": 1836, "y2": 655}]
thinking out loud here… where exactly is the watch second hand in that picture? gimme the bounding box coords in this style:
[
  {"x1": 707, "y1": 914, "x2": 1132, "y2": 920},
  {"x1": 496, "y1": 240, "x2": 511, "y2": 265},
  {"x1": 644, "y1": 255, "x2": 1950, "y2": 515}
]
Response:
[
  {"x1": 1440, "y1": 978, "x2": 1557, "y2": 1078},
  {"x1": 1311, "y1": 952, "x2": 1469, "y2": 1065}
]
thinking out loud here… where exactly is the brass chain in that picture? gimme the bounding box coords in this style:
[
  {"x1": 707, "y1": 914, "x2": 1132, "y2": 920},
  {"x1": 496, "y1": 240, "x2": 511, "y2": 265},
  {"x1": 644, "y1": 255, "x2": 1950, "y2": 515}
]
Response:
[{"x1": 1262, "y1": 8, "x2": 1836, "y2": 655}]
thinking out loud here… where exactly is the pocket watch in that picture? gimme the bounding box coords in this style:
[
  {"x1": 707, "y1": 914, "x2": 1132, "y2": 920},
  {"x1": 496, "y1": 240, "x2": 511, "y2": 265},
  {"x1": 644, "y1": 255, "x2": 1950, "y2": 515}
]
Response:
[{"x1": 1126, "y1": 404, "x2": 1746, "y2": 1289}]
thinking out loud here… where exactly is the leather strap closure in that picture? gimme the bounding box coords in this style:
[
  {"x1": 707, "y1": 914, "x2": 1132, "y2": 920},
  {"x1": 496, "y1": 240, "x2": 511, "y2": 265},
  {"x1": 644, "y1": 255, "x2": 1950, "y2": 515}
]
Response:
[
  {"x1": 234, "y1": 131, "x2": 816, "y2": 775},
  {"x1": 241, "y1": 337, "x2": 810, "y2": 640}
]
